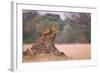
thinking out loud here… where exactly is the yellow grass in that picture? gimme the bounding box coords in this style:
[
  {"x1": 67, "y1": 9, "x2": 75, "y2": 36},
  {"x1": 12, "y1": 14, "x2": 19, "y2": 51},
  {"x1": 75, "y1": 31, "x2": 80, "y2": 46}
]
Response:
[
  {"x1": 23, "y1": 44, "x2": 91, "y2": 62},
  {"x1": 55, "y1": 44, "x2": 91, "y2": 60},
  {"x1": 23, "y1": 53, "x2": 68, "y2": 62}
]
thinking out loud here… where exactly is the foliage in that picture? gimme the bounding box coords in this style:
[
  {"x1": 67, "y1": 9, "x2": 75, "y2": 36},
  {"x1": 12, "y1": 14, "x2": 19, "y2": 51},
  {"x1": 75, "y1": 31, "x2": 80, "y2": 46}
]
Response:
[{"x1": 23, "y1": 10, "x2": 91, "y2": 44}]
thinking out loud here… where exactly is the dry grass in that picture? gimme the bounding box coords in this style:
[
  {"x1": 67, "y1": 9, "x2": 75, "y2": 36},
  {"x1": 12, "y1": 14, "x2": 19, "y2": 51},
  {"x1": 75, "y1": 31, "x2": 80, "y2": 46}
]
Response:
[
  {"x1": 23, "y1": 53, "x2": 68, "y2": 62},
  {"x1": 23, "y1": 44, "x2": 91, "y2": 62},
  {"x1": 55, "y1": 44, "x2": 91, "y2": 60}
]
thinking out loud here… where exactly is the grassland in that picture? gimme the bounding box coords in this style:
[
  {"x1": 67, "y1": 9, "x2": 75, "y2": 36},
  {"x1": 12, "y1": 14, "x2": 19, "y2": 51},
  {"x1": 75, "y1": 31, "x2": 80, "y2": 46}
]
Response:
[{"x1": 23, "y1": 44, "x2": 91, "y2": 62}]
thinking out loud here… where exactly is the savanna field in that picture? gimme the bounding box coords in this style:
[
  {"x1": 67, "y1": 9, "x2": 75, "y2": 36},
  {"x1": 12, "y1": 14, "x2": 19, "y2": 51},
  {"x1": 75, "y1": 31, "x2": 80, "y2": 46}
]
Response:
[{"x1": 23, "y1": 44, "x2": 91, "y2": 62}]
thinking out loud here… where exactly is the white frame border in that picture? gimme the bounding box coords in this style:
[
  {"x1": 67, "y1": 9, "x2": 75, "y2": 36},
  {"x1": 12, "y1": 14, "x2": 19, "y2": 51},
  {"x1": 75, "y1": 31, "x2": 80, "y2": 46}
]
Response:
[{"x1": 11, "y1": 1, "x2": 97, "y2": 71}]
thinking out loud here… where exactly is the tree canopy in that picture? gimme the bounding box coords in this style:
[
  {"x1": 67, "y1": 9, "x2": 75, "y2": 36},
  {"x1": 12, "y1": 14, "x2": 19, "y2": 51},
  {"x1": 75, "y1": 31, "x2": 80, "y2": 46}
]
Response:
[{"x1": 23, "y1": 10, "x2": 91, "y2": 44}]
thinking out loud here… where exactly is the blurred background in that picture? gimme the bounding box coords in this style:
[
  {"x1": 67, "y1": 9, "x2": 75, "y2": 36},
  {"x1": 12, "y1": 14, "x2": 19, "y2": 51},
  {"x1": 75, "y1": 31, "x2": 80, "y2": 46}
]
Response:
[{"x1": 23, "y1": 10, "x2": 91, "y2": 44}]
